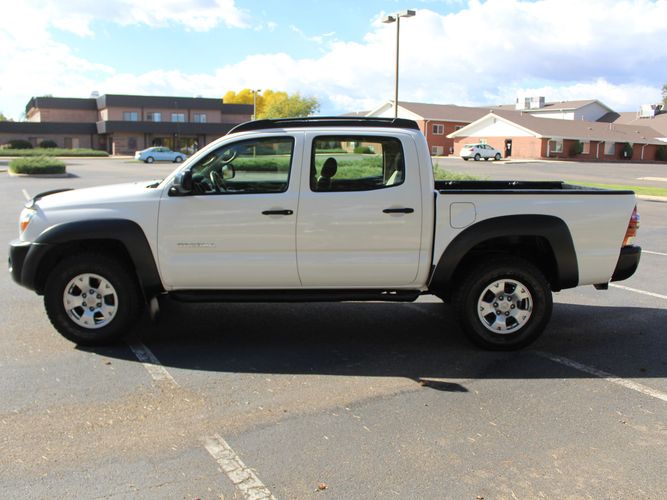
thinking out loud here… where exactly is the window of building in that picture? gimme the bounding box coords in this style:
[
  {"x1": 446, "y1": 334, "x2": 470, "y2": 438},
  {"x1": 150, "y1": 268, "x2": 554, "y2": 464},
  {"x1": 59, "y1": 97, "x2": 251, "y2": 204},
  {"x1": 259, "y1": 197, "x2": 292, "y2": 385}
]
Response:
[
  {"x1": 190, "y1": 137, "x2": 293, "y2": 195},
  {"x1": 128, "y1": 137, "x2": 138, "y2": 150},
  {"x1": 604, "y1": 141, "x2": 615, "y2": 155},
  {"x1": 431, "y1": 145, "x2": 444, "y2": 156},
  {"x1": 171, "y1": 113, "x2": 186, "y2": 122},
  {"x1": 432, "y1": 124, "x2": 444, "y2": 135},
  {"x1": 454, "y1": 125, "x2": 463, "y2": 131},
  {"x1": 311, "y1": 136, "x2": 404, "y2": 192},
  {"x1": 123, "y1": 111, "x2": 139, "y2": 121},
  {"x1": 147, "y1": 112, "x2": 162, "y2": 122},
  {"x1": 193, "y1": 113, "x2": 207, "y2": 123},
  {"x1": 549, "y1": 139, "x2": 563, "y2": 153}
]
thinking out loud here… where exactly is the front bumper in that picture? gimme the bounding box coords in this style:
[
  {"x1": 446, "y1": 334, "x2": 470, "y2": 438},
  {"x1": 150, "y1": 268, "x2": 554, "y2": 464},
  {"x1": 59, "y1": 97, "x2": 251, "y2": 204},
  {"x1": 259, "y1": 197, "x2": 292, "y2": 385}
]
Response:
[
  {"x1": 8, "y1": 239, "x2": 31, "y2": 287},
  {"x1": 611, "y1": 245, "x2": 641, "y2": 282}
]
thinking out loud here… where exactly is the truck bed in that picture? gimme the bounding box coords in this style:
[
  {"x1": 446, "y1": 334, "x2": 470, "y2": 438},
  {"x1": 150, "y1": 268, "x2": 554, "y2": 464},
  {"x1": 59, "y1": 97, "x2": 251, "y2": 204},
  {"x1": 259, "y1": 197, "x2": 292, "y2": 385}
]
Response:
[{"x1": 435, "y1": 180, "x2": 634, "y2": 194}]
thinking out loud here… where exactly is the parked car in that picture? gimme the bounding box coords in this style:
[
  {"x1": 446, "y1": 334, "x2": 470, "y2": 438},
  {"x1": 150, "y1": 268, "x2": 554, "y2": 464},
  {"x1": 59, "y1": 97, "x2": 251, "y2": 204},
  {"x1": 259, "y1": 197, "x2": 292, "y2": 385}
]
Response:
[
  {"x1": 10, "y1": 117, "x2": 641, "y2": 350},
  {"x1": 461, "y1": 143, "x2": 502, "y2": 161},
  {"x1": 135, "y1": 147, "x2": 186, "y2": 164}
]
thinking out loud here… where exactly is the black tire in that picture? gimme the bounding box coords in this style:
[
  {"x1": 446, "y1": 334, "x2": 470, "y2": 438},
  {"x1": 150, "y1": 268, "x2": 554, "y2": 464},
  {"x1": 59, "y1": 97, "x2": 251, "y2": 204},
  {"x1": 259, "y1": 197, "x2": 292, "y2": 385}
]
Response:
[
  {"x1": 174, "y1": 156, "x2": 183, "y2": 163},
  {"x1": 44, "y1": 253, "x2": 144, "y2": 345},
  {"x1": 145, "y1": 156, "x2": 154, "y2": 164},
  {"x1": 453, "y1": 256, "x2": 552, "y2": 350},
  {"x1": 462, "y1": 157, "x2": 469, "y2": 161},
  {"x1": 494, "y1": 153, "x2": 501, "y2": 161},
  {"x1": 474, "y1": 153, "x2": 481, "y2": 161},
  {"x1": 484, "y1": 157, "x2": 489, "y2": 161}
]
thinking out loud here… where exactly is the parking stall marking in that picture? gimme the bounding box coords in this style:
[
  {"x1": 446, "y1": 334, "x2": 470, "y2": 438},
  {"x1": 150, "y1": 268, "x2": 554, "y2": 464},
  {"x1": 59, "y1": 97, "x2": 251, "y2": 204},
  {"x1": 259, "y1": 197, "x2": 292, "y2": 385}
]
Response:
[
  {"x1": 609, "y1": 284, "x2": 667, "y2": 301},
  {"x1": 536, "y1": 352, "x2": 667, "y2": 403},
  {"x1": 643, "y1": 250, "x2": 667, "y2": 257},
  {"x1": 126, "y1": 338, "x2": 178, "y2": 386},
  {"x1": 203, "y1": 433, "x2": 277, "y2": 500}
]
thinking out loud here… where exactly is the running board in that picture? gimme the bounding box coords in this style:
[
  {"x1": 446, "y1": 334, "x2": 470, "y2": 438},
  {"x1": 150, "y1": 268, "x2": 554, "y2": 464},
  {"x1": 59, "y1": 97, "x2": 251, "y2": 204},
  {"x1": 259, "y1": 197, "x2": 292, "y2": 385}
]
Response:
[{"x1": 170, "y1": 289, "x2": 421, "y2": 303}]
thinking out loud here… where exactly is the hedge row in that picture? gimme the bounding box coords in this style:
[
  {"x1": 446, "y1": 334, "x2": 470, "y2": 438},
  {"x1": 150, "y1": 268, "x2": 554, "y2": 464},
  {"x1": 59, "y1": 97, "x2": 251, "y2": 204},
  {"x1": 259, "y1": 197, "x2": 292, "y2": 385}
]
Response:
[
  {"x1": 9, "y1": 156, "x2": 66, "y2": 175},
  {"x1": 0, "y1": 148, "x2": 108, "y2": 157}
]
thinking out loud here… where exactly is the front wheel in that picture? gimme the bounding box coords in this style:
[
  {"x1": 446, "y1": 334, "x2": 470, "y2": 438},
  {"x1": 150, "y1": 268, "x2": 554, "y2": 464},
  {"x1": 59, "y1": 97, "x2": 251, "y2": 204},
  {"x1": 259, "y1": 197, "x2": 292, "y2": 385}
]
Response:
[
  {"x1": 44, "y1": 253, "x2": 144, "y2": 345},
  {"x1": 462, "y1": 157, "x2": 469, "y2": 161},
  {"x1": 494, "y1": 153, "x2": 501, "y2": 160},
  {"x1": 145, "y1": 156, "x2": 155, "y2": 164},
  {"x1": 453, "y1": 257, "x2": 552, "y2": 350}
]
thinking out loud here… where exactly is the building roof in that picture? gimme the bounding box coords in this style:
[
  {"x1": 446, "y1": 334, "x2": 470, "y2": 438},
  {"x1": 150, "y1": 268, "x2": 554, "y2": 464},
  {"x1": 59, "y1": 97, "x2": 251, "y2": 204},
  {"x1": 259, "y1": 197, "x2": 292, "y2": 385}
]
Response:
[
  {"x1": 26, "y1": 97, "x2": 97, "y2": 113},
  {"x1": 610, "y1": 111, "x2": 667, "y2": 138},
  {"x1": 448, "y1": 109, "x2": 666, "y2": 145},
  {"x1": 367, "y1": 100, "x2": 489, "y2": 123},
  {"x1": 487, "y1": 99, "x2": 612, "y2": 113}
]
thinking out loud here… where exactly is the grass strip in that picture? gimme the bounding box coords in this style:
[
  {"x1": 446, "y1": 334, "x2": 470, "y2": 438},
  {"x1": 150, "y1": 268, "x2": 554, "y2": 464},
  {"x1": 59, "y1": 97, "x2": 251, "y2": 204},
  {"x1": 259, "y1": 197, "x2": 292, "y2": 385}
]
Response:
[{"x1": 569, "y1": 181, "x2": 667, "y2": 198}]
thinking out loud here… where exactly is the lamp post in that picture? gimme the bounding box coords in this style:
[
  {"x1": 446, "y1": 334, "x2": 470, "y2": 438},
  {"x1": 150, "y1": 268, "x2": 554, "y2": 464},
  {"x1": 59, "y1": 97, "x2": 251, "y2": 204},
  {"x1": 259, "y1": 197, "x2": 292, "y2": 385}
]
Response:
[
  {"x1": 252, "y1": 89, "x2": 261, "y2": 120},
  {"x1": 382, "y1": 10, "x2": 415, "y2": 118}
]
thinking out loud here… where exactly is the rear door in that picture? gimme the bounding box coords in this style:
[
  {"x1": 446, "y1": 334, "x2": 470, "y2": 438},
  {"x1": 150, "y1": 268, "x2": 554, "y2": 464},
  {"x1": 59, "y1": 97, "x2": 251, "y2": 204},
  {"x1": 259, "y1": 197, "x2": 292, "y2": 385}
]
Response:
[{"x1": 296, "y1": 132, "x2": 423, "y2": 287}]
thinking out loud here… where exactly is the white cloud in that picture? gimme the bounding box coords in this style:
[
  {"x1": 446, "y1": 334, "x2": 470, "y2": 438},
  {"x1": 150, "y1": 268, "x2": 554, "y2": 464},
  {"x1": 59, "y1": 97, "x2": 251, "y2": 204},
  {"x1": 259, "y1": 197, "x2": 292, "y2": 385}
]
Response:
[{"x1": 1, "y1": 0, "x2": 666, "y2": 119}]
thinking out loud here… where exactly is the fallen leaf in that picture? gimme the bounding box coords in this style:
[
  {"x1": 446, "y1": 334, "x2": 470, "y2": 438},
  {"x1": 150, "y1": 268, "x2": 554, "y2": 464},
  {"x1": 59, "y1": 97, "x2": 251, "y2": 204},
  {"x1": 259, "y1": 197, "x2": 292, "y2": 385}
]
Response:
[{"x1": 317, "y1": 482, "x2": 328, "y2": 491}]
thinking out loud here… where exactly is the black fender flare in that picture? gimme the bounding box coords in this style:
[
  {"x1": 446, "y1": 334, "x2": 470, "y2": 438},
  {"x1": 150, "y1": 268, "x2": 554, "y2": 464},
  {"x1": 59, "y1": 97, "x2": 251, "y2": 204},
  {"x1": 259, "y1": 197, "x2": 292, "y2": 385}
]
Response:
[
  {"x1": 22, "y1": 219, "x2": 163, "y2": 296},
  {"x1": 429, "y1": 214, "x2": 578, "y2": 293}
]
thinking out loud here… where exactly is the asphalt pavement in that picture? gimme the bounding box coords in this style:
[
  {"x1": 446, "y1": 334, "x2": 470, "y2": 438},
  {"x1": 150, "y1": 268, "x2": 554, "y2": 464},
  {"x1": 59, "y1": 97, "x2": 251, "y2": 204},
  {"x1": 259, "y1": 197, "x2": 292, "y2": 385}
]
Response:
[{"x1": 1, "y1": 158, "x2": 666, "y2": 499}]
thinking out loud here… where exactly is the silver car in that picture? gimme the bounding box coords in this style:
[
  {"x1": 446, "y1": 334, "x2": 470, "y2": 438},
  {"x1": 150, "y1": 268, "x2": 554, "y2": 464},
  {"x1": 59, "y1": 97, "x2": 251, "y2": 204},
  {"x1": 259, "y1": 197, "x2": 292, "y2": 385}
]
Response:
[
  {"x1": 135, "y1": 147, "x2": 186, "y2": 164},
  {"x1": 460, "y1": 143, "x2": 502, "y2": 161}
]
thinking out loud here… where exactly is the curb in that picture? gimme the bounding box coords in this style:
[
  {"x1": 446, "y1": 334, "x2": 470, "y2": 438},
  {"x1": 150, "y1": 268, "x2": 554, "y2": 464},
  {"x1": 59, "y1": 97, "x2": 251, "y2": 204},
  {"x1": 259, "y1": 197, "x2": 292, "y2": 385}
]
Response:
[
  {"x1": 638, "y1": 195, "x2": 667, "y2": 203},
  {"x1": 7, "y1": 171, "x2": 69, "y2": 178}
]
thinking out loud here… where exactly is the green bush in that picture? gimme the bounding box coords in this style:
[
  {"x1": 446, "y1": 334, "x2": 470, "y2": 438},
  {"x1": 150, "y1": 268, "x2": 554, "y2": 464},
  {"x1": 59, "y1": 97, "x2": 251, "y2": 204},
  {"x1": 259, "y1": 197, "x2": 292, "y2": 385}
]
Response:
[
  {"x1": 656, "y1": 145, "x2": 666, "y2": 161},
  {"x1": 39, "y1": 140, "x2": 58, "y2": 148},
  {"x1": 8, "y1": 139, "x2": 32, "y2": 149},
  {"x1": 353, "y1": 146, "x2": 374, "y2": 154},
  {"x1": 9, "y1": 156, "x2": 66, "y2": 175},
  {"x1": 569, "y1": 141, "x2": 584, "y2": 157},
  {"x1": 0, "y1": 148, "x2": 108, "y2": 157}
]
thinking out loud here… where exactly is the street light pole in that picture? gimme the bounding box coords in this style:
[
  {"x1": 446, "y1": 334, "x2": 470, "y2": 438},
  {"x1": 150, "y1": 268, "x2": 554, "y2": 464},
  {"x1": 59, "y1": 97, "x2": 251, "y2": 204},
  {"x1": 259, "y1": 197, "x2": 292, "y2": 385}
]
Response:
[
  {"x1": 383, "y1": 10, "x2": 415, "y2": 118},
  {"x1": 252, "y1": 89, "x2": 261, "y2": 120}
]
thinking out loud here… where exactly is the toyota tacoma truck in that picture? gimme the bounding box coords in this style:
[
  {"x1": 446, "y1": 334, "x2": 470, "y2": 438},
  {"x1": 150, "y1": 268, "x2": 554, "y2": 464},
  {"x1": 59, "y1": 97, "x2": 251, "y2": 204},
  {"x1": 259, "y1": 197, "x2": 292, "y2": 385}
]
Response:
[{"x1": 9, "y1": 117, "x2": 641, "y2": 349}]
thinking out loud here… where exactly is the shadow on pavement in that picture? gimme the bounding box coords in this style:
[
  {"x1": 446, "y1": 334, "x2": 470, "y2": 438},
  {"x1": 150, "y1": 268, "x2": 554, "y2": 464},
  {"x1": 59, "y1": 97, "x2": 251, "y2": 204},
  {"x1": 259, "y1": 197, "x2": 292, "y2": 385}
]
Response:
[{"x1": 82, "y1": 300, "x2": 667, "y2": 388}]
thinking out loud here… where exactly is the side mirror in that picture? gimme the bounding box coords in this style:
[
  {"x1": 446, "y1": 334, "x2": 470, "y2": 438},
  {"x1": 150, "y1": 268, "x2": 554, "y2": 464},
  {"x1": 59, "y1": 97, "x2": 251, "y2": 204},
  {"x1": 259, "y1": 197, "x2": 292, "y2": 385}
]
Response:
[
  {"x1": 169, "y1": 170, "x2": 193, "y2": 196},
  {"x1": 222, "y1": 164, "x2": 236, "y2": 180}
]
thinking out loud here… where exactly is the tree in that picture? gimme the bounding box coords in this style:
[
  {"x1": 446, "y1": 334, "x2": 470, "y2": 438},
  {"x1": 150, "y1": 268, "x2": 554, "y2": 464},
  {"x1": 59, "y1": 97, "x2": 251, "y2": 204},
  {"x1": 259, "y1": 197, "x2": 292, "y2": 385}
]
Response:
[
  {"x1": 0, "y1": 111, "x2": 7, "y2": 121},
  {"x1": 663, "y1": 83, "x2": 667, "y2": 106},
  {"x1": 223, "y1": 89, "x2": 319, "y2": 119}
]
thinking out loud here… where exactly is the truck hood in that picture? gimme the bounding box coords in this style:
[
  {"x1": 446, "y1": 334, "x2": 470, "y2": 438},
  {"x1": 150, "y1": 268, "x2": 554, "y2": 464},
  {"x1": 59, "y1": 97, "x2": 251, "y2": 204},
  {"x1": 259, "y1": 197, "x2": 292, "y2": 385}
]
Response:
[{"x1": 33, "y1": 180, "x2": 162, "y2": 210}]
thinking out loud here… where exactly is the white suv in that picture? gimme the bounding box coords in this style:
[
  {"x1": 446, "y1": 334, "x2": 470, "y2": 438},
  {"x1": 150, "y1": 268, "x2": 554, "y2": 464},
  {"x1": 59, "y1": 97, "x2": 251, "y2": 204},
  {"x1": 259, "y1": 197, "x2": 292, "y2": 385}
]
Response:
[{"x1": 460, "y1": 143, "x2": 502, "y2": 161}]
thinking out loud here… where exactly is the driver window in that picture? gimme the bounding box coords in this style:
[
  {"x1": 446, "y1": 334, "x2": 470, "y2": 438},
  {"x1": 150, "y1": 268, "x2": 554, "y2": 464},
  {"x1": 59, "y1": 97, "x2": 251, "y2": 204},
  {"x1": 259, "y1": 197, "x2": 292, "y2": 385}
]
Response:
[{"x1": 190, "y1": 137, "x2": 294, "y2": 195}]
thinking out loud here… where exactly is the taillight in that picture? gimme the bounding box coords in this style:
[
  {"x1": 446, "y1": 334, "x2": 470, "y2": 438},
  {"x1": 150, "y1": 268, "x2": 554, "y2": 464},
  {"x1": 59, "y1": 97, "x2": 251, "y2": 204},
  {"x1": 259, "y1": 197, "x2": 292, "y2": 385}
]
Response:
[{"x1": 623, "y1": 205, "x2": 640, "y2": 246}]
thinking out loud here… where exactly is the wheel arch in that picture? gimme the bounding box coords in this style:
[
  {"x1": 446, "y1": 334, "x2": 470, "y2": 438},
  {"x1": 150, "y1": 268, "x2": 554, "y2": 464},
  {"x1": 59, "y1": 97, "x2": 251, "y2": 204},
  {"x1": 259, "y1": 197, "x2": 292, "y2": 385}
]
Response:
[
  {"x1": 23, "y1": 219, "x2": 163, "y2": 297},
  {"x1": 429, "y1": 214, "x2": 578, "y2": 299}
]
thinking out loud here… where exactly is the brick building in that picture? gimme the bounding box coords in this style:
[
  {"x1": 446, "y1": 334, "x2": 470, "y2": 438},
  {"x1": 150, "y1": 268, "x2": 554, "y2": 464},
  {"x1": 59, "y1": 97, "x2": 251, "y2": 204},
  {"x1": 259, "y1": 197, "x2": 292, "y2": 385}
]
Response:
[
  {"x1": 0, "y1": 94, "x2": 253, "y2": 154},
  {"x1": 448, "y1": 110, "x2": 667, "y2": 162}
]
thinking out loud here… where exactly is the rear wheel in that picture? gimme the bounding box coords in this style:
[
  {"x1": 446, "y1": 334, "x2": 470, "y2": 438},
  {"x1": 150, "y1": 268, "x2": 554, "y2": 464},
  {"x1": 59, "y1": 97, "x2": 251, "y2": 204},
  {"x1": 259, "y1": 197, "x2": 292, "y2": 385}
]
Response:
[
  {"x1": 44, "y1": 253, "x2": 144, "y2": 345},
  {"x1": 462, "y1": 157, "x2": 469, "y2": 161},
  {"x1": 174, "y1": 156, "x2": 183, "y2": 163},
  {"x1": 474, "y1": 153, "x2": 481, "y2": 161},
  {"x1": 453, "y1": 256, "x2": 552, "y2": 350}
]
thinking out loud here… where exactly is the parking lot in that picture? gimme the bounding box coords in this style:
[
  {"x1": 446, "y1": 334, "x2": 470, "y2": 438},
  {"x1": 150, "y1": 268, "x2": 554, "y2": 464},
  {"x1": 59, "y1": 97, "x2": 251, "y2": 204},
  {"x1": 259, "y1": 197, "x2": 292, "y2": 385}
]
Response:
[{"x1": 1, "y1": 158, "x2": 666, "y2": 498}]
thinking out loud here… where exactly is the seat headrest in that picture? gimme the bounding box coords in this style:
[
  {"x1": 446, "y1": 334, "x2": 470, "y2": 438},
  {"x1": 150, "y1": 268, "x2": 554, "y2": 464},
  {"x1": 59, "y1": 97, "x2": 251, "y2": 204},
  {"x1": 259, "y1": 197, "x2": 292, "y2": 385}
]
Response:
[{"x1": 321, "y1": 157, "x2": 337, "y2": 178}]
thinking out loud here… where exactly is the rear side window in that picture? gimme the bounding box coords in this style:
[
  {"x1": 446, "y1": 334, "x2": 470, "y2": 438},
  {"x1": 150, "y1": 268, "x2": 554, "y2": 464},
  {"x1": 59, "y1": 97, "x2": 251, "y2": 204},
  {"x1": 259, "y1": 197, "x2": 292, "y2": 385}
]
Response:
[{"x1": 311, "y1": 136, "x2": 405, "y2": 192}]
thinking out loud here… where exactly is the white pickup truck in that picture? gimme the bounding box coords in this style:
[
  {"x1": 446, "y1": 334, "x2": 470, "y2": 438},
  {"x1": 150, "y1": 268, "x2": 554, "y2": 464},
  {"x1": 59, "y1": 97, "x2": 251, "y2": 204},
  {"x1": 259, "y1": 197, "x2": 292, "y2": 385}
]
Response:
[{"x1": 9, "y1": 117, "x2": 641, "y2": 349}]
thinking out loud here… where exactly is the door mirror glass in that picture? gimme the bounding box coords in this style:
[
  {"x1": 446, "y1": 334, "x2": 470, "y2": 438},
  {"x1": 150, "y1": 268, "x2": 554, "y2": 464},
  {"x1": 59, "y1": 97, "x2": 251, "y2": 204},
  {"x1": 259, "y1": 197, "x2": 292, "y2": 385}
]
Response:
[
  {"x1": 169, "y1": 170, "x2": 193, "y2": 196},
  {"x1": 222, "y1": 164, "x2": 235, "y2": 180}
]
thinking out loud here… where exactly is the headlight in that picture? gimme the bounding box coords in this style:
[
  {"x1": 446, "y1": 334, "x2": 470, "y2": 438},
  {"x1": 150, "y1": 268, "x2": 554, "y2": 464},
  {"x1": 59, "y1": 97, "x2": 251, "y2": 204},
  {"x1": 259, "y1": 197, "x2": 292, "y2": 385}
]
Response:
[{"x1": 19, "y1": 208, "x2": 36, "y2": 233}]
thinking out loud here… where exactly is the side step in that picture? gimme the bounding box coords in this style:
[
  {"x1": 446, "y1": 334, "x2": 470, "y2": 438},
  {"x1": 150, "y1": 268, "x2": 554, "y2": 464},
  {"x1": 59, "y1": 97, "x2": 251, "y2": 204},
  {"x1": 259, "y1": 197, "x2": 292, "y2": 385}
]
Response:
[{"x1": 170, "y1": 289, "x2": 421, "y2": 303}]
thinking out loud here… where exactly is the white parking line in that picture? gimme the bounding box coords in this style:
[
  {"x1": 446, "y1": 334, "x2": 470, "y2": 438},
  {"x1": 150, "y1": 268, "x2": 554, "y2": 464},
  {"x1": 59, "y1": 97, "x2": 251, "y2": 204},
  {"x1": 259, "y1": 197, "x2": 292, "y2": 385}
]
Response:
[
  {"x1": 536, "y1": 352, "x2": 667, "y2": 403},
  {"x1": 643, "y1": 250, "x2": 667, "y2": 256},
  {"x1": 126, "y1": 338, "x2": 178, "y2": 385},
  {"x1": 609, "y1": 284, "x2": 667, "y2": 301},
  {"x1": 637, "y1": 177, "x2": 667, "y2": 182},
  {"x1": 203, "y1": 433, "x2": 277, "y2": 500}
]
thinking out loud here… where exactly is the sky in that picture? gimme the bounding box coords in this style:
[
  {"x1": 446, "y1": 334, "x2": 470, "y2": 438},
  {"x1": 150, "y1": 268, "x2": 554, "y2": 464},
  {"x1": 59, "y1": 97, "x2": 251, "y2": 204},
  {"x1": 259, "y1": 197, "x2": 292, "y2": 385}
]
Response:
[{"x1": 0, "y1": 0, "x2": 666, "y2": 120}]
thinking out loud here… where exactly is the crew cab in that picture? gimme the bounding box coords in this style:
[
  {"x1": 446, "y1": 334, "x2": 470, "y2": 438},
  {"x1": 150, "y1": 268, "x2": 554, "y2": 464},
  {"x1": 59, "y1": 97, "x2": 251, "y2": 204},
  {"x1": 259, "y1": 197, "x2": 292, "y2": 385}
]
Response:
[{"x1": 9, "y1": 117, "x2": 641, "y2": 349}]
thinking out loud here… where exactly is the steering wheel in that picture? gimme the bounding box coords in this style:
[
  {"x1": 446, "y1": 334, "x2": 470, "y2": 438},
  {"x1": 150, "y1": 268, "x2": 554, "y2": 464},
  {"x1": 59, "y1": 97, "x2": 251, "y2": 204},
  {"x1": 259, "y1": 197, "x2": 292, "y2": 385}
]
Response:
[
  {"x1": 220, "y1": 149, "x2": 237, "y2": 164},
  {"x1": 210, "y1": 170, "x2": 225, "y2": 192}
]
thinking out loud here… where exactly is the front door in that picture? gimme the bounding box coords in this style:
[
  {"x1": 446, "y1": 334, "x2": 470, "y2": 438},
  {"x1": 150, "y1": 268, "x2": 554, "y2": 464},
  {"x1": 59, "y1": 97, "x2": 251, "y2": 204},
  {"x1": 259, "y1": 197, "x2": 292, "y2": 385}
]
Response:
[
  {"x1": 296, "y1": 132, "x2": 423, "y2": 287},
  {"x1": 157, "y1": 134, "x2": 302, "y2": 289},
  {"x1": 505, "y1": 139, "x2": 513, "y2": 158}
]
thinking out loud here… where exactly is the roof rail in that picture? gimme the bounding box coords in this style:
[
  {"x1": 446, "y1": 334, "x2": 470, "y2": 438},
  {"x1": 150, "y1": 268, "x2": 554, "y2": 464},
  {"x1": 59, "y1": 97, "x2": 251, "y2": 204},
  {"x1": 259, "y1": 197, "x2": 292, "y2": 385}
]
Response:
[{"x1": 227, "y1": 116, "x2": 421, "y2": 135}]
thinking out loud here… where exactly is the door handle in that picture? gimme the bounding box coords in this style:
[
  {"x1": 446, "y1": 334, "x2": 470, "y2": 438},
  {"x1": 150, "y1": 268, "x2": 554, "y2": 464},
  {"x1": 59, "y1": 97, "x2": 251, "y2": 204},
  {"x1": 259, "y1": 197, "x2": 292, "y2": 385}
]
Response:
[
  {"x1": 382, "y1": 207, "x2": 414, "y2": 214},
  {"x1": 262, "y1": 209, "x2": 293, "y2": 216}
]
